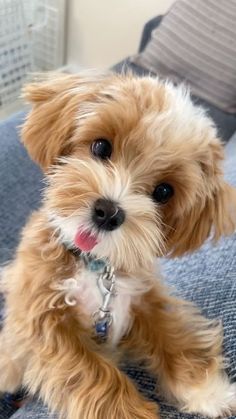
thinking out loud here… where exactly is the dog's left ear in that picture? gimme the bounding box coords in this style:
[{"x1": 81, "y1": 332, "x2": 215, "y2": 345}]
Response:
[
  {"x1": 21, "y1": 74, "x2": 99, "y2": 170},
  {"x1": 166, "y1": 140, "x2": 236, "y2": 257}
]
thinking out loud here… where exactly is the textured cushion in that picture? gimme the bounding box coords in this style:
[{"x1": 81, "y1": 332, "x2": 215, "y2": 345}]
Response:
[
  {"x1": 0, "y1": 112, "x2": 43, "y2": 265},
  {"x1": 131, "y1": 0, "x2": 236, "y2": 114},
  {"x1": 0, "y1": 113, "x2": 235, "y2": 418}
]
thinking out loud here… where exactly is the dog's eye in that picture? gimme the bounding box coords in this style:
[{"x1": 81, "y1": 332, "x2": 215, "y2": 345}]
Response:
[
  {"x1": 91, "y1": 139, "x2": 112, "y2": 160},
  {"x1": 152, "y1": 183, "x2": 174, "y2": 204}
]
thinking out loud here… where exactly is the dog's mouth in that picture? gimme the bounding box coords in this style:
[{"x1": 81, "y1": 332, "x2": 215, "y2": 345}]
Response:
[{"x1": 74, "y1": 228, "x2": 99, "y2": 252}]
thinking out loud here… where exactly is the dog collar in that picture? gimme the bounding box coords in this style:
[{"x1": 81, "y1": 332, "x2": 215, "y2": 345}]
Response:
[
  {"x1": 64, "y1": 242, "x2": 106, "y2": 272},
  {"x1": 63, "y1": 242, "x2": 116, "y2": 341}
]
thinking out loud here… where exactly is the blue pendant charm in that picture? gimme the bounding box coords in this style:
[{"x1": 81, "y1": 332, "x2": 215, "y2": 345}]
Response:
[
  {"x1": 95, "y1": 319, "x2": 109, "y2": 341},
  {"x1": 95, "y1": 319, "x2": 108, "y2": 336}
]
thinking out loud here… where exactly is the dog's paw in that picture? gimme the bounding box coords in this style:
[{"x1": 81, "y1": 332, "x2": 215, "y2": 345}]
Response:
[
  {"x1": 179, "y1": 373, "x2": 236, "y2": 418},
  {"x1": 120, "y1": 399, "x2": 158, "y2": 419},
  {"x1": 68, "y1": 380, "x2": 159, "y2": 419},
  {"x1": 106, "y1": 395, "x2": 158, "y2": 419},
  {"x1": 0, "y1": 353, "x2": 22, "y2": 393},
  {"x1": 82, "y1": 397, "x2": 158, "y2": 419}
]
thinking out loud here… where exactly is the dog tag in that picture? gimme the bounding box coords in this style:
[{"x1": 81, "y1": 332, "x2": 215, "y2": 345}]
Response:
[{"x1": 95, "y1": 319, "x2": 109, "y2": 342}]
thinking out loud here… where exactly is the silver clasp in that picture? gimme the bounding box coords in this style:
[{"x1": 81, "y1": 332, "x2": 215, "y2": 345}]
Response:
[{"x1": 93, "y1": 265, "x2": 116, "y2": 340}]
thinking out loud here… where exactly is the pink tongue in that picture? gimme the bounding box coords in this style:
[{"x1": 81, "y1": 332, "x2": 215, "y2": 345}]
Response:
[{"x1": 74, "y1": 230, "x2": 98, "y2": 252}]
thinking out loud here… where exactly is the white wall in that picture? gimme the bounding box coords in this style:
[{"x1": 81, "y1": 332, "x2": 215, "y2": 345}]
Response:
[{"x1": 66, "y1": 0, "x2": 175, "y2": 70}]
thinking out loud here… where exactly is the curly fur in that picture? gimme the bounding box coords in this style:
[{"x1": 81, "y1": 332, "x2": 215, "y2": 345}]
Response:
[{"x1": 1, "y1": 72, "x2": 236, "y2": 419}]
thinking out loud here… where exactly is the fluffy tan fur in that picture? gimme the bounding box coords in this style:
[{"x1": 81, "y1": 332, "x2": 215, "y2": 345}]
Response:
[{"x1": 1, "y1": 72, "x2": 236, "y2": 418}]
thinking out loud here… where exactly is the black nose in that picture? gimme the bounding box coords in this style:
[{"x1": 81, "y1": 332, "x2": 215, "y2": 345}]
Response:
[{"x1": 93, "y1": 198, "x2": 125, "y2": 231}]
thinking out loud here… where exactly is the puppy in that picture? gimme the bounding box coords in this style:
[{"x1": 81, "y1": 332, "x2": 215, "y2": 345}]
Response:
[{"x1": 0, "y1": 72, "x2": 236, "y2": 419}]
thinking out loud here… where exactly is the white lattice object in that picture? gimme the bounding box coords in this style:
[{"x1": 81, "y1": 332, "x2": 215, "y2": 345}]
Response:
[
  {"x1": 29, "y1": 0, "x2": 66, "y2": 71},
  {"x1": 0, "y1": 0, "x2": 32, "y2": 109},
  {"x1": 0, "y1": 0, "x2": 66, "y2": 111}
]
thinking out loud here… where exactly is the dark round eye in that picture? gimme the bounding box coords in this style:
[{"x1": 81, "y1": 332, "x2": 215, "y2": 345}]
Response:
[
  {"x1": 152, "y1": 183, "x2": 174, "y2": 204},
  {"x1": 91, "y1": 139, "x2": 112, "y2": 160}
]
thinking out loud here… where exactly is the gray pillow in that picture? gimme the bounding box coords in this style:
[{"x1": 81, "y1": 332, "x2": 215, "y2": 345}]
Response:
[{"x1": 131, "y1": 0, "x2": 236, "y2": 114}]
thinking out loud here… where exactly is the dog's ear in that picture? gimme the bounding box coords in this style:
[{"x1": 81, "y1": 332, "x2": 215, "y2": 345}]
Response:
[
  {"x1": 21, "y1": 74, "x2": 99, "y2": 170},
  {"x1": 166, "y1": 140, "x2": 236, "y2": 257}
]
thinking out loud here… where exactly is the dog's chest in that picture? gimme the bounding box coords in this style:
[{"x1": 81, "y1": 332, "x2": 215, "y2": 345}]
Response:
[{"x1": 64, "y1": 268, "x2": 135, "y2": 345}]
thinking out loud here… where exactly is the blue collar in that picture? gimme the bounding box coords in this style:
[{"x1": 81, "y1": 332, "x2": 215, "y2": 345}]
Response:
[
  {"x1": 64, "y1": 242, "x2": 107, "y2": 272},
  {"x1": 80, "y1": 252, "x2": 107, "y2": 272}
]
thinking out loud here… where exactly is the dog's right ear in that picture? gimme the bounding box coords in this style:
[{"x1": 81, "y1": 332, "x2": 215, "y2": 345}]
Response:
[{"x1": 21, "y1": 74, "x2": 99, "y2": 170}]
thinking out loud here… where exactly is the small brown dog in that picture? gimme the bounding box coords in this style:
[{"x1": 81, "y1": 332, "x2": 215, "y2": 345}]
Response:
[{"x1": 1, "y1": 73, "x2": 236, "y2": 419}]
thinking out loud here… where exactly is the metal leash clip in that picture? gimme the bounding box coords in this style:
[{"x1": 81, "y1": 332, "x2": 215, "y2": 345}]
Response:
[{"x1": 93, "y1": 265, "x2": 116, "y2": 342}]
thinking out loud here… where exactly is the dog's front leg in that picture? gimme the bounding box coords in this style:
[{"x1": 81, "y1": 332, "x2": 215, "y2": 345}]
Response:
[
  {"x1": 121, "y1": 288, "x2": 236, "y2": 418},
  {"x1": 0, "y1": 326, "x2": 26, "y2": 393},
  {"x1": 24, "y1": 315, "x2": 158, "y2": 419}
]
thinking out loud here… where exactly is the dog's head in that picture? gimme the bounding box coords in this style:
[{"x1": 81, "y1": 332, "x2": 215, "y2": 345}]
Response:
[{"x1": 22, "y1": 73, "x2": 236, "y2": 271}]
